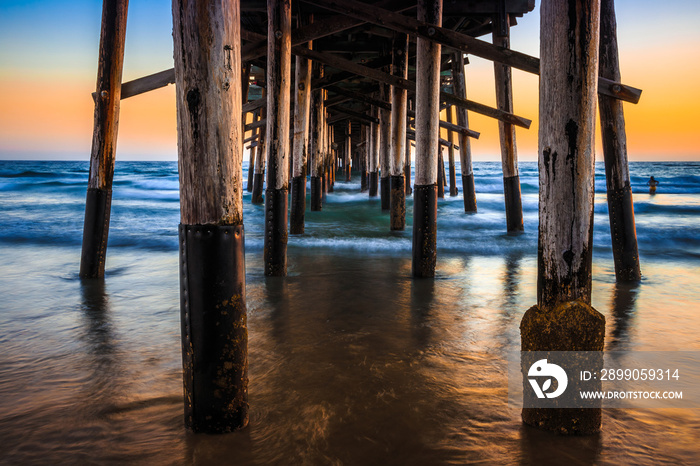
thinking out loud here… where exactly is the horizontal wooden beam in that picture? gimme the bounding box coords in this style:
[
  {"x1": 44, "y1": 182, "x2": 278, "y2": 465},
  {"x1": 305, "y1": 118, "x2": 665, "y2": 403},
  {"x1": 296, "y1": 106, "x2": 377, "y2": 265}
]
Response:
[
  {"x1": 244, "y1": 118, "x2": 266, "y2": 133},
  {"x1": 599, "y1": 79, "x2": 641, "y2": 104},
  {"x1": 324, "y1": 95, "x2": 353, "y2": 108},
  {"x1": 120, "y1": 69, "x2": 175, "y2": 99},
  {"x1": 90, "y1": 68, "x2": 175, "y2": 100},
  {"x1": 242, "y1": 98, "x2": 265, "y2": 114},
  {"x1": 327, "y1": 85, "x2": 391, "y2": 110},
  {"x1": 328, "y1": 114, "x2": 365, "y2": 126},
  {"x1": 407, "y1": 110, "x2": 480, "y2": 139},
  {"x1": 330, "y1": 106, "x2": 380, "y2": 125},
  {"x1": 442, "y1": 0, "x2": 535, "y2": 15},
  {"x1": 303, "y1": 0, "x2": 641, "y2": 104},
  {"x1": 406, "y1": 129, "x2": 456, "y2": 149},
  {"x1": 244, "y1": 134, "x2": 259, "y2": 144},
  {"x1": 327, "y1": 114, "x2": 347, "y2": 125},
  {"x1": 312, "y1": 54, "x2": 394, "y2": 89},
  {"x1": 438, "y1": 89, "x2": 531, "y2": 128}
]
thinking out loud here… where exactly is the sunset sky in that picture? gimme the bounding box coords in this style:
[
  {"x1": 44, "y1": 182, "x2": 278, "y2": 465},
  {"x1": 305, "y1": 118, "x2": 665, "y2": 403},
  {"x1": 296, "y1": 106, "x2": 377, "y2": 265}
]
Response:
[{"x1": 1, "y1": 0, "x2": 699, "y2": 161}]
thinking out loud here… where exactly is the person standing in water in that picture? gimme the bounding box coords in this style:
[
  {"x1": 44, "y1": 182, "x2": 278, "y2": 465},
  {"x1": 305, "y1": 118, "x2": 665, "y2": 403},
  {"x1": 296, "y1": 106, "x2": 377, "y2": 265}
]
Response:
[{"x1": 647, "y1": 176, "x2": 659, "y2": 194}]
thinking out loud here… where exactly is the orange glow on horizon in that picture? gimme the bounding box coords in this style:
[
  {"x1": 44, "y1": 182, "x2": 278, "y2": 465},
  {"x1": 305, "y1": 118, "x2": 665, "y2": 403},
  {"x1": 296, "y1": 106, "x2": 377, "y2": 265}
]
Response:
[
  {"x1": 1, "y1": 43, "x2": 699, "y2": 161},
  {"x1": 0, "y1": 77, "x2": 95, "y2": 156},
  {"x1": 117, "y1": 85, "x2": 177, "y2": 157}
]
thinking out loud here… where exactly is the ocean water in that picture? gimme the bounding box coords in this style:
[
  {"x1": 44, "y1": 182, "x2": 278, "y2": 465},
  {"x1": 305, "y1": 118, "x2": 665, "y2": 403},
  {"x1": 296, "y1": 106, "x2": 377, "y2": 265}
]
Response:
[{"x1": 0, "y1": 160, "x2": 699, "y2": 464}]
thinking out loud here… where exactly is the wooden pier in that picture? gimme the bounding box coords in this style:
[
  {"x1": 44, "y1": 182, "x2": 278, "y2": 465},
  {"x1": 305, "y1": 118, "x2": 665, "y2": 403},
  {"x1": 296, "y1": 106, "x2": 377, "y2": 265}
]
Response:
[{"x1": 80, "y1": 0, "x2": 643, "y2": 435}]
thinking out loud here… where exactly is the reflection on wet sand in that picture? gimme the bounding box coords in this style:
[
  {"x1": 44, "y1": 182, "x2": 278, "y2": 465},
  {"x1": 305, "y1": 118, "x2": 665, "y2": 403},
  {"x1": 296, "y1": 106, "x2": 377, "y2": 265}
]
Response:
[
  {"x1": 410, "y1": 277, "x2": 437, "y2": 348},
  {"x1": 519, "y1": 423, "x2": 602, "y2": 465},
  {"x1": 607, "y1": 282, "x2": 639, "y2": 351},
  {"x1": 78, "y1": 279, "x2": 122, "y2": 417},
  {"x1": 503, "y1": 253, "x2": 522, "y2": 312},
  {"x1": 498, "y1": 253, "x2": 524, "y2": 350}
]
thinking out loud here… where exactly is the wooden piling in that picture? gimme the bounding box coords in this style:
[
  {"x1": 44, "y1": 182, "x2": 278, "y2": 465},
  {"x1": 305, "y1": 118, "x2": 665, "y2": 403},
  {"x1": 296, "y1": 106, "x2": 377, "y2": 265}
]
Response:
[
  {"x1": 360, "y1": 125, "x2": 369, "y2": 192},
  {"x1": 345, "y1": 121, "x2": 352, "y2": 181},
  {"x1": 80, "y1": 0, "x2": 128, "y2": 279},
  {"x1": 437, "y1": 149, "x2": 445, "y2": 199},
  {"x1": 493, "y1": 14, "x2": 524, "y2": 232},
  {"x1": 599, "y1": 0, "x2": 641, "y2": 282},
  {"x1": 351, "y1": 142, "x2": 358, "y2": 184},
  {"x1": 451, "y1": 53, "x2": 476, "y2": 213},
  {"x1": 328, "y1": 123, "x2": 335, "y2": 191},
  {"x1": 263, "y1": 0, "x2": 291, "y2": 277},
  {"x1": 369, "y1": 105, "x2": 380, "y2": 197},
  {"x1": 242, "y1": 62, "x2": 251, "y2": 102},
  {"x1": 445, "y1": 105, "x2": 458, "y2": 196},
  {"x1": 390, "y1": 32, "x2": 408, "y2": 231},
  {"x1": 405, "y1": 98, "x2": 413, "y2": 195},
  {"x1": 247, "y1": 109, "x2": 259, "y2": 192},
  {"x1": 252, "y1": 88, "x2": 266, "y2": 204},
  {"x1": 288, "y1": 127, "x2": 293, "y2": 186},
  {"x1": 310, "y1": 64, "x2": 324, "y2": 211},
  {"x1": 520, "y1": 0, "x2": 605, "y2": 435},
  {"x1": 536, "y1": 1, "x2": 600, "y2": 309},
  {"x1": 412, "y1": 0, "x2": 442, "y2": 278},
  {"x1": 173, "y1": 0, "x2": 248, "y2": 433},
  {"x1": 290, "y1": 19, "x2": 312, "y2": 235},
  {"x1": 379, "y1": 81, "x2": 392, "y2": 211},
  {"x1": 322, "y1": 117, "x2": 329, "y2": 194},
  {"x1": 405, "y1": 140, "x2": 412, "y2": 195},
  {"x1": 242, "y1": 62, "x2": 252, "y2": 191}
]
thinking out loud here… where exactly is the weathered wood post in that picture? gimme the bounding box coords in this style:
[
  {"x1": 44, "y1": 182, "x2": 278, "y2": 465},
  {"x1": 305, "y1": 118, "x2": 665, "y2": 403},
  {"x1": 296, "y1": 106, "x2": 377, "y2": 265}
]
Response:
[
  {"x1": 290, "y1": 21, "x2": 312, "y2": 235},
  {"x1": 310, "y1": 64, "x2": 324, "y2": 211},
  {"x1": 241, "y1": 63, "x2": 252, "y2": 192},
  {"x1": 322, "y1": 116, "x2": 329, "y2": 194},
  {"x1": 345, "y1": 121, "x2": 352, "y2": 181},
  {"x1": 173, "y1": 0, "x2": 248, "y2": 433},
  {"x1": 379, "y1": 81, "x2": 392, "y2": 210},
  {"x1": 451, "y1": 53, "x2": 477, "y2": 213},
  {"x1": 369, "y1": 105, "x2": 380, "y2": 197},
  {"x1": 80, "y1": 0, "x2": 128, "y2": 279},
  {"x1": 445, "y1": 105, "x2": 458, "y2": 196},
  {"x1": 320, "y1": 122, "x2": 326, "y2": 194},
  {"x1": 288, "y1": 124, "x2": 293, "y2": 184},
  {"x1": 328, "y1": 122, "x2": 335, "y2": 191},
  {"x1": 494, "y1": 14, "x2": 524, "y2": 232},
  {"x1": 360, "y1": 125, "x2": 369, "y2": 192},
  {"x1": 405, "y1": 98, "x2": 413, "y2": 195},
  {"x1": 441, "y1": 150, "x2": 448, "y2": 189},
  {"x1": 264, "y1": 0, "x2": 291, "y2": 276},
  {"x1": 390, "y1": 32, "x2": 409, "y2": 230},
  {"x1": 599, "y1": 0, "x2": 641, "y2": 281},
  {"x1": 437, "y1": 148, "x2": 445, "y2": 198},
  {"x1": 252, "y1": 89, "x2": 266, "y2": 204},
  {"x1": 337, "y1": 126, "x2": 344, "y2": 172},
  {"x1": 242, "y1": 62, "x2": 251, "y2": 102},
  {"x1": 247, "y1": 109, "x2": 259, "y2": 192},
  {"x1": 520, "y1": 0, "x2": 605, "y2": 435},
  {"x1": 412, "y1": 0, "x2": 442, "y2": 278},
  {"x1": 405, "y1": 140, "x2": 412, "y2": 195}
]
